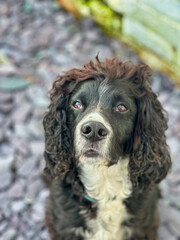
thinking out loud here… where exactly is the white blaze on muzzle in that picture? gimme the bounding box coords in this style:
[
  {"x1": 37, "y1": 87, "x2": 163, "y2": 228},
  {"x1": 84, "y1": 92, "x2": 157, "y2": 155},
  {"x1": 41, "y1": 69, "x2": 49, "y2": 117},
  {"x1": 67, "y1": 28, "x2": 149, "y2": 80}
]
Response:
[{"x1": 74, "y1": 110, "x2": 113, "y2": 162}]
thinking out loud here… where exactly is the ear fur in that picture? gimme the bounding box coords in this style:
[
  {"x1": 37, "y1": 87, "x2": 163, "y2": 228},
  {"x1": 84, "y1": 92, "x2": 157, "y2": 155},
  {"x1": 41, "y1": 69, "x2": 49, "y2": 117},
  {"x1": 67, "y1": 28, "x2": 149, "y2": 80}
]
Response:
[
  {"x1": 43, "y1": 75, "x2": 75, "y2": 180},
  {"x1": 130, "y1": 65, "x2": 171, "y2": 190}
]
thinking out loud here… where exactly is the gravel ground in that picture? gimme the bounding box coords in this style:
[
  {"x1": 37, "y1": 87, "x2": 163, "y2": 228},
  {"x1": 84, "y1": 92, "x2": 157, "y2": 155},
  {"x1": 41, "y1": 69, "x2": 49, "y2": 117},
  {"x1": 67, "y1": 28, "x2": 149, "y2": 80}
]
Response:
[{"x1": 0, "y1": 0, "x2": 180, "y2": 239}]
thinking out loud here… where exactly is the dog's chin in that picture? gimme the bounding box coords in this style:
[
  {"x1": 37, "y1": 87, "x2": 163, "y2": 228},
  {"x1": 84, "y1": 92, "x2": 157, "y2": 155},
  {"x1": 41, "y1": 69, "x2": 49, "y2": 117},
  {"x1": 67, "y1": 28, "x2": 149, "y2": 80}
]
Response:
[{"x1": 77, "y1": 150, "x2": 109, "y2": 166}]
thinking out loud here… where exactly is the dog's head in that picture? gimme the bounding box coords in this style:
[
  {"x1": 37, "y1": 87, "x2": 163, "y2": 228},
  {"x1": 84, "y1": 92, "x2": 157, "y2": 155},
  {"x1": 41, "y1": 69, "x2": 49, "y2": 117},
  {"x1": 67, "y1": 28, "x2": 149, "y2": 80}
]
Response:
[{"x1": 43, "y1": 57, "x2": 171, "y2": 190}]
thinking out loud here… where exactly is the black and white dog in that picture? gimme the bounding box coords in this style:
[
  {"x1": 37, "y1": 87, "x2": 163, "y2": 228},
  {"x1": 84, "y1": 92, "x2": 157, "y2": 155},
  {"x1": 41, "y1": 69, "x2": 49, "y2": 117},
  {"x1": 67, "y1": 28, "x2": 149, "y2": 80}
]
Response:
[{"x1": 43, "y1": 57, "x2": 171, "y2": 240}]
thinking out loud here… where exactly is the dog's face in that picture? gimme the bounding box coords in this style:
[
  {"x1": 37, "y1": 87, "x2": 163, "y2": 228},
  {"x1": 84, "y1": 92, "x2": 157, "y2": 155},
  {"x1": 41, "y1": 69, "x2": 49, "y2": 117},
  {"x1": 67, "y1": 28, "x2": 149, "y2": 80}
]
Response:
[
  {"x1": 43, "y1": 58, "x2": 171, "y2": 189},
  {"x1": 69, "y1": 78, "x2": 137, "y2": 166}
]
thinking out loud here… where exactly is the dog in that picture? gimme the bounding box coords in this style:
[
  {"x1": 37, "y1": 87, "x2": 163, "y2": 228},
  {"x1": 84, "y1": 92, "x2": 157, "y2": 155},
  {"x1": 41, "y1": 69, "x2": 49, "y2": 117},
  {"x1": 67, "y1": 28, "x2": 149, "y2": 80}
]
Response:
[{"x1": 43, "y1": 56, "x2": 171, "y2": 240}]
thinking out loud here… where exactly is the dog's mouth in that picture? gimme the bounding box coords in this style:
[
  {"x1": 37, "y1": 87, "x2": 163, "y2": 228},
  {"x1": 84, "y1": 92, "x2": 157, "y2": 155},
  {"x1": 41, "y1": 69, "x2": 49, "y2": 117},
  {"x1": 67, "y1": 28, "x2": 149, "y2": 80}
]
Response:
[{"x1": 83, "y1": 148, "x2": 100, "y2": 158}]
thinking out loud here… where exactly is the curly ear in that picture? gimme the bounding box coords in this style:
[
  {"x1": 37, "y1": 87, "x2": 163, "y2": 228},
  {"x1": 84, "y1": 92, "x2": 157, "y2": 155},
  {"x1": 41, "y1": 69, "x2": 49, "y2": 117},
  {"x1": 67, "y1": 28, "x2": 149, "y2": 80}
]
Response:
[
  {"x1": 43, "y1": 75, "x2": 75, "y2": 180},
  {"x1": 130, "y1": 65, "x2": 171, "y2": 190}
]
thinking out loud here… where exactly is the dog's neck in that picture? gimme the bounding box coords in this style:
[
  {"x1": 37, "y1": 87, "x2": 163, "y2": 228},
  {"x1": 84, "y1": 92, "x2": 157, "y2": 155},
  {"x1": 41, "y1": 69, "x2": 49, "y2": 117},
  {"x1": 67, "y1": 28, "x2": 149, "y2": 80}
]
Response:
[{"x1": 78, "y1": 158, "x2": 132, "y2": 203}]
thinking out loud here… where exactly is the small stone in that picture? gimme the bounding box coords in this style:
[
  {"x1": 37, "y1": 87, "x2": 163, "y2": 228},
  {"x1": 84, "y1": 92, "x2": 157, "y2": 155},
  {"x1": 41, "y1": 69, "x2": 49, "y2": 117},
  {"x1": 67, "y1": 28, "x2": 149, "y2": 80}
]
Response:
[
  {"x1": 0, "y1": 154, "x2": 14, "y2": 174},
  {"x1": 29, "y1": 158, "x2": 45, "y2": 181},
  {"x1": 0, "y1": 192, "x2": 11, "y2": 218},
  {"x1": 16, "y1": 236, "x2": 26, "y2": 240},
  {"x1": 0, "y1": 45, "x2": 26, "y2": 65},
  {"x1": 8, "y1": 181, "x2": 25, "y2": 199},
  {"x1": 36, "y1": 65, "x2": 54, "y2": 84},
  {"x1": 33, "y1": 107, "x2": 47, "y2": 118},
  {"x1": 30, "y1": 26, "x2": 55, "y2": 50},
  {"x1": 158, "y1": 92, "x2": 169, "y2": 104},
  {"x1": 0, "y1": 64, "x2": 16, "y2": 76},
  {"x1": 0, "y1": 92, "x2": 13, "y2": 103},
  {"x1": 0, "y1": 171, "x2": 11, "y2": 190},
  {"x1": 0, "y1": 3, "x2": 8, "y2": 15},
  {"x1": 11, "y1": 214, "x2": 20, "y2": 228},
  {"x1": 167, "y1": 137, "x2": 180, "y2": 159},
  {"x1": 27, "y1": 120, "x2": 44, "y2": 139},
  {"x1": 0, "y1": 102, "x2": 14, "y2": 114},
  {"x1": 13, "y1": 91, "x2": 27, "y2": 105},
  {"x1": 27, "y1": 85, "x2": 49, "y2": 108},
  {"x1": 14, "y1": 123, "x2": 30, "y2": 139},
  {"x1": 53, "y1": 51, "x2": 74, "y2": 66},
  {"x1": 168, "y1": 216, "x2": 180, "y2": 237},
  {"x1": 31, "y1": 189, "x2": 49, "y2": 222},
  {"x1": 159, "y1": 202, "x2": 180, "y2": 237},
  {"x1": 26, "y1": 178, "x2": 45, "y2": 200},
  {"x1": 25, "y1": 230, "x2": 35, "y2": 239},
  {"x1": 0, "y1": 220, "x2": 8, "y2": 233},
  {"x1": 39, "y1": 229, "x2": 50, "y2": 239},
  {"x1": 11, "y1": 102, "x2": 32, "y2": 122},
  {"x1": 11, "y1": 200, "x2": 26, "y2": 213},
  {"x1": 0, "y1": 228, "x2": 17, "y2": 240},
  {"x1": 18, "y1": 157, "x2": 37, "y2": 177},
  {"x1": 11, "y1": 137, "x2": 30, "y2": 156},
  {"x1": 158, "y1": 225, "x2": 176, "y2": 240},
  {"x1": 29, "y1": 141, "x2": 44, "y2": 157}
]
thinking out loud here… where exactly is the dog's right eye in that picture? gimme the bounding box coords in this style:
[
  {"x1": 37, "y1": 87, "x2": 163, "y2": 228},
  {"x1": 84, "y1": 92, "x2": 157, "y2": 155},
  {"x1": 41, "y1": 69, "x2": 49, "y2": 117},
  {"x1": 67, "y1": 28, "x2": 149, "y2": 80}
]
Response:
[{"x1": 72, "y1": 101, "x2": 83, "y2": 110}]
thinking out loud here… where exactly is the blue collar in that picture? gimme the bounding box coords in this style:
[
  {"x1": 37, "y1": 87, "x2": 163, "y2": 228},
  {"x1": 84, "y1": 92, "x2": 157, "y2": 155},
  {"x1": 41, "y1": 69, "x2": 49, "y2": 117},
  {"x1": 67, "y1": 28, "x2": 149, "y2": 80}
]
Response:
[
  {"x1": 84, "y1": 194, "x2": 117, "y2": 203},
  {"x1": 84, "y1": 194, "x2": 97, "y2": 203},
  {"x1": 74, "y1": 181, "x2": 116, "y2": 203}
]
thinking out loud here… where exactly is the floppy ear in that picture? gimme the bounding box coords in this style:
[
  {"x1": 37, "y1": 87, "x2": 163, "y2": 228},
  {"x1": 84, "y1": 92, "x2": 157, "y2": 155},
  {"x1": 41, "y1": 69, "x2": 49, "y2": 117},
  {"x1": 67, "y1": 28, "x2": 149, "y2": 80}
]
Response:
[
  {"x1": 130, "y1": 65, "x2": 171, "y2": 190},
  {"x1": 43, "y1": 75, "x2": 75, "y2": 180}
]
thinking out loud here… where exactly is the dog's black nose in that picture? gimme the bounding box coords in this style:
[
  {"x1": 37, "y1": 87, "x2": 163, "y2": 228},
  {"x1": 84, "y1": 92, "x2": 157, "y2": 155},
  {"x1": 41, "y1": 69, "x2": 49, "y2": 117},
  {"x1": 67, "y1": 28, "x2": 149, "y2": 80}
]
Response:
[{"x1": 81, "y1": 121, "x2": 108, "y2": 141}]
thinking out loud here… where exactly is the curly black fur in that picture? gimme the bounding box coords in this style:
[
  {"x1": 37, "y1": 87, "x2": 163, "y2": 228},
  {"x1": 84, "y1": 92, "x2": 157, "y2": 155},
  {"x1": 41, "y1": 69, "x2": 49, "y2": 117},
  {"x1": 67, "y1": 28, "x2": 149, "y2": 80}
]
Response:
[{"x1": 43, "y1": 57, "x2": 171, "y2": 240}]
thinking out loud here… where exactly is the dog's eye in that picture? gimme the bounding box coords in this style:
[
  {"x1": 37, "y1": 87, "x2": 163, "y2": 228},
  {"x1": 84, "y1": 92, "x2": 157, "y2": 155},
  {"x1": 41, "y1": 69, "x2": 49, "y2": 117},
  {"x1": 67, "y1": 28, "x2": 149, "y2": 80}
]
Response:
[
  {"x1": 115, "y1": 104, "x2": 128, "y2": 112},
  {"x1": 73, "y1": 101, "x2": 83, "y2": 110}
]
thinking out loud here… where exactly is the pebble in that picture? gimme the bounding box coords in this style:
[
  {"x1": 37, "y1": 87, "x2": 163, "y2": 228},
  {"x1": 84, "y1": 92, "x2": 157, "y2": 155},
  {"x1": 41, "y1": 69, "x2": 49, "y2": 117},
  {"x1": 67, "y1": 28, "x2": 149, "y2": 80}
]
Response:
[
  {"x1": 8, "y1": 181, "x2": 25, "y2": 199},
  {"x1": 158, "y1": 225, "x2": 177, "y2": 240},
  {"x1": 27, "y1": 119, "x2": 44, "y2": 139},
  {"x1": 29, "y1": 141, "x2": 44, "y2": 157},
  {"x1": 0, "y1": 155, "x2": 14, "y2": 173},
  {"x1": 27, "y1": 85, "x2": 49, "y2": 108},
  {"x1": 159, "y1": 202, "x2": 180, "y2": 237},
  {"x1": 0, "y1": 228, "x2": 17, "y2": 240},
  {"x1": 14, "y1": 123, "x2": 30, "y2": 139},
  {"x1": 0, "y1": 221, "x2": 8, "y2": 233},
  {"x1": 0, "y1": 171, "x2": 12, "y2": 190},
  {"x1": 11, "y1": 200, "x2": 26, "y2": 213},
  {"x1": 18, "y1": 157, "x2": 37, "y2": 177},
  {"x1": 0, "y1": 102, "x2": 14, "y2": 114},
  {"x1": 11, "y1": 137, "x2": 30, "y2": 156},
  {"x1": 0, "y1": 64, "x2": 16, "y2": 75},
  {"x1": 16, "y1": 236, "x2": 26, "y2": 240},
  {"x1": 0, "y1": 192, "x2": 11, "y2": 219},
  {"x1": 0, "y1": 92, "x2": 13, "y2": 102},
  {"x1": 11, "y1": 101, "x2": 32, "y2": 122},
  {"x1": 26, "y1": 178, "x2": 46, "y2": 200}
]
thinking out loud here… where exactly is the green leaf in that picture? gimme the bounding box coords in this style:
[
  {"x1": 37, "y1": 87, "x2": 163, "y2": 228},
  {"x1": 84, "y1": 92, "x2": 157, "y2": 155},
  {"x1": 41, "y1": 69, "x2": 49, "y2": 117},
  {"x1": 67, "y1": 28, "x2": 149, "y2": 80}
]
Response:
[{"x1": 0, "y1": 77, "x2": 31, "y2": 92}]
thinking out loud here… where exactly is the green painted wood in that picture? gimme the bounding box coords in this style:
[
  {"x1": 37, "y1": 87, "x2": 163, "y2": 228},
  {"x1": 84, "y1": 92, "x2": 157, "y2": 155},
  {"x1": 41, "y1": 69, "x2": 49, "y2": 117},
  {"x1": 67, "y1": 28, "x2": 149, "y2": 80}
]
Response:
[
  {"x1": 106, "y1": 0, "x2": 180, "y2": 23},
  {"x1": 142, "y1": 0, "x2": 180, "y2": 23},
  {"x1": 120, "y1": 2, "x2": 180, "y2": 49},
  {"x1": 177, "y1": 49, "x2": 180, "y2": 66},
  {"x1": 66, "y1": 0, "x2": 180, "y2": 84},
  {"x1": 75, "y1": 0, "x2": 122, "y2": 32},
  {"x1": 123, "y1": 17, "x2": 174, "y2": 61},
  {"x1": 105, "y1": 0, "x2": 124, "y2": 13}
]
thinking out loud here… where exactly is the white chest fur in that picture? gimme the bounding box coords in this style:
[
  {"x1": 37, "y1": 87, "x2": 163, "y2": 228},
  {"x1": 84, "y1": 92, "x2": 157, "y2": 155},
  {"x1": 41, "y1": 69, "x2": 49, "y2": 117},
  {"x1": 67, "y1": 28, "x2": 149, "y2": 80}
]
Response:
[{"x1": 79, "y1": 158, "x2": 132, "y2": 240}]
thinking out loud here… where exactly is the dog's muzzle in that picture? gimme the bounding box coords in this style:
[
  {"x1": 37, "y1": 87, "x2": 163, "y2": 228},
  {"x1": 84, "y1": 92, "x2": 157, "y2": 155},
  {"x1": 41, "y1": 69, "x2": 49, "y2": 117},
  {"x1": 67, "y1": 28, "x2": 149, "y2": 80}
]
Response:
[{"x1": 81, "y1": 121, "x2": 108, "y2": 142}]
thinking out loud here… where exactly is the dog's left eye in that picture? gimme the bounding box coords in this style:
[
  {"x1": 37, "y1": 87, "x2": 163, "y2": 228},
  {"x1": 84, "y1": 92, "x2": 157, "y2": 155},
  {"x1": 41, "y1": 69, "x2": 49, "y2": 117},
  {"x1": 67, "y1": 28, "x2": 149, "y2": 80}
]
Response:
[
  {"x1": 73, "y1": 101, "x2": 83, "y2": 110},
  {"x1": 115, "y1": 104, "x2": 128, "y2": 112}
]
